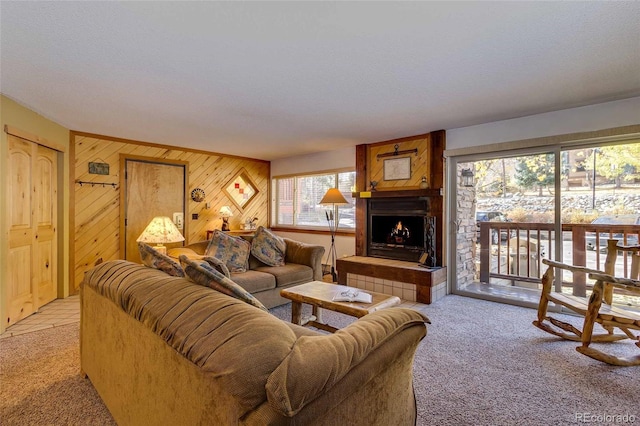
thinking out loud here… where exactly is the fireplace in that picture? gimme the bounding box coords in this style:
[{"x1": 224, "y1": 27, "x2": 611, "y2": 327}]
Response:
[
  {"x1": 348, "y1": 133, "x2": 445, "y2": 301},
  {"x1": 367, "y1": 198, "x2": 432, "y2": 262}
]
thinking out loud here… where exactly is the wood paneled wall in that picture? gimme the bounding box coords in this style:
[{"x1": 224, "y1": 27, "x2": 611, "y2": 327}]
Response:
[
  {"x1": 71, "y1": 132, "x2": 269, "y2": 292},
  {"x1": 367, "y1": 134, "x2": 432, "y2": 190}
]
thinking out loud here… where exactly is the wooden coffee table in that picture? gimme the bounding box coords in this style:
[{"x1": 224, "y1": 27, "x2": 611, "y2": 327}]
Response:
[{"x1": 280, "y1": 281, "x2": 401, "y2": 333}]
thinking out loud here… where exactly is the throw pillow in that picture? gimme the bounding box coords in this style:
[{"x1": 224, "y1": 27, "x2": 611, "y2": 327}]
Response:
[
  {"x1": 203, "y1": 256, "x2": 231, "y2": 278},
  {"x1": 179, "y1": 255, "x2": 267, "y2": 311},
  {"x1": 204, "y1": 230, "x2": 251, "y2": 273},
  {"x1": 251, "y1": 226, "x2": 286, "y2": 267},
  {"x1": 138, "y1": 242, "x2": 185, "y2": 277}
]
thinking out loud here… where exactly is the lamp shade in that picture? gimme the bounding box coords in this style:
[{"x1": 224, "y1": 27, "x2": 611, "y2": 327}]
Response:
[
  {"x1": 219, "y1": 206, "x2": 233, "y2": 217},
  {"x1": 320, "y1": 188, "x2": 348, "y2": 205},
  {"x1": 137, "y1": 216, "x2": 185, "y2": 244}
]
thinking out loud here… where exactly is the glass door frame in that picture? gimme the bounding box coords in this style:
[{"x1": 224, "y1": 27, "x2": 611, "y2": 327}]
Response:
[{"x1": 445, "y1": 134, "x2": 640, "y2": 308}]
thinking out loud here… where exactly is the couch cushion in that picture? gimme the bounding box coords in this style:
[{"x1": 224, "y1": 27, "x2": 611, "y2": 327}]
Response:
[
  {"x1": 138, "y1": 242, "x2": 185, "y2": 277},
  {"x1": 248, "y1": 253, "x2": 269, "y2": 270},
  {"x1": 266, "y1": 308, "x2": 428, "y2": 416},
  {"x1": 180, "y1": 256, "x2": 267, "y2": 311},
  {"x1": 250, "y1": 226, "x2": 286, "y2": 267},
  {"x1": 231, "y1": 270, "x2": 277, "y2": 294},
  {"x1": 205, "y1": 230, "x2": 251, "y2": 273},
  {"x1": 255, "y1": 264, "x2": 313, "y2": 287}
]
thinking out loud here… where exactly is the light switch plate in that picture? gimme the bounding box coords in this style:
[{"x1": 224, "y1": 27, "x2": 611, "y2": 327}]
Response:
[{"x1": 173, "y1": 212, "x2": 184, "y2": 229}]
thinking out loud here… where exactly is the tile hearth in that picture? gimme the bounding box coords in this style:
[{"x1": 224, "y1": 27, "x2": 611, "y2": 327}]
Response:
[{"x1": 337, "y1": 256, "x2": 448, "y2": 304}]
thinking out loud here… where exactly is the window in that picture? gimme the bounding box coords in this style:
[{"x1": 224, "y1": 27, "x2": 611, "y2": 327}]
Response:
[{"x1": 273, "y1": 170, "x2": 356, "y2": 230}]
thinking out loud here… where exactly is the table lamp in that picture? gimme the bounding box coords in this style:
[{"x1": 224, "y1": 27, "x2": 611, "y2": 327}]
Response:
[
  {"x1": 219, "y1": 206, "x2": 233, "y2": 231},
  {"x1": 320, "y1": 188, "x2": 348, "y2": 282},
  {"x1": 137, "y1": 216, "x2": 185, "y2": 255}
]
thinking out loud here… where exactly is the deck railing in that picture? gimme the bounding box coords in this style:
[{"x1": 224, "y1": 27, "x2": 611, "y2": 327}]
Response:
[{"x1": 478, "y1": 222, "x2": 640, "y2": 296}]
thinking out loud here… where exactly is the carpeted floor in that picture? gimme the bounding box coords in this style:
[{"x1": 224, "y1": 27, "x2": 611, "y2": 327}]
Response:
[
  {"x1": 1, "y1": 295, "x2": 638, "y2": 425},
  {"x1": 0, "y1": 322, "x2": 114, "y2": 425}
]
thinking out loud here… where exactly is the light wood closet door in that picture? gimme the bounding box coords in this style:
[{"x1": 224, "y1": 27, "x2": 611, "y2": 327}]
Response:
[
  {"x1": 35, "y1": 145, "x2": 58, "y2": 306},
  {"x1": 7, "y1": 136, "x2": 35, "y2": 325},
  {"x1": 6, "y1": 136, "x2": 58, "y2": 327}
]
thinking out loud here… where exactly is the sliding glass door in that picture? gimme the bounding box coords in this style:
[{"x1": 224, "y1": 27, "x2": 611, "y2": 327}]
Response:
[
  {"x1": 449, "y1": 139, "x2": 639, "y2": 309},
  {"x1": 452, "y1": 149, "x2": 557, "y2": 306}
]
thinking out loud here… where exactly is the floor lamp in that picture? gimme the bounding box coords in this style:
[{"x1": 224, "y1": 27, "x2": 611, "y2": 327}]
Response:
[{"x1": 320, "y1": 188, "x2": 348, "y2": 282}]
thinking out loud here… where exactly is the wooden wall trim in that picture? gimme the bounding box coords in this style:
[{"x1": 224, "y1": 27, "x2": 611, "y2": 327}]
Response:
[
  {"x1": 70, "y1": 130, "x2": 269, "y2": 164},
  {"x1": 5, "y1": 125, "x2": 66, "y2": 152},
  {"x1": 267, "y1": 162, "x2": 271, "y2": 228},
  {"x1": 355, "y1": 145, "x2": 367, "y2": 256},
  {"x1": 430, "y1": 130, "x2": 445, "y2": 189},
  {"x1": 272, "y1": 166, "x2": 354, "y2": 180},
  {"x1": 69, "y1": 134, "x2": 76, "y2": 294},
  {"x1": 118, "y1": 157, "x2": 126, "y2": 260},
  {"x1": 118, "y1": 154, "x2": 191, "y2": 257},
  {"x1": 271, "y1": 227, "x2": 354, "y2": 237},
  {"x1": 118, "y1": 153, "x2": 191, "y2": 167}
]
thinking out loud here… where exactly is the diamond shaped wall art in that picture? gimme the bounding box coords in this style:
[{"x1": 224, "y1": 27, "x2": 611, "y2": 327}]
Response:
[{"x1": 223, "y1": 168, "x2": 259, "y2": 210}]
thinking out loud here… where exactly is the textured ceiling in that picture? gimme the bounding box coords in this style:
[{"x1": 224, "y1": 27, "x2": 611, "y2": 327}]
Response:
[{"x1": 1, "y1": 2, "x2": 639, "y2": 160}]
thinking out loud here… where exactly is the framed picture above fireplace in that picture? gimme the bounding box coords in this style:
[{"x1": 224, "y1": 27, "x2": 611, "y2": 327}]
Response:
[{"x1": 383, "y1": 156, "x2": 411, "y2": 180}]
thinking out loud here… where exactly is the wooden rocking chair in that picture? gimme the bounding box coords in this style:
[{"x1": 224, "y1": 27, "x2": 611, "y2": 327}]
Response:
[{"x1": 533, "y1": 239, "x2": 640, "y2": 366}]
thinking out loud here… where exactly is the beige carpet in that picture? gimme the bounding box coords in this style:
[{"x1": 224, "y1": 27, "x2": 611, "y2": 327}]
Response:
[
  {"x1": 1, "y1": 295, "x2": 638, "y2": 425},
  {"x1": 0, "y1": 322, "x2": 114, "y2": 425}
]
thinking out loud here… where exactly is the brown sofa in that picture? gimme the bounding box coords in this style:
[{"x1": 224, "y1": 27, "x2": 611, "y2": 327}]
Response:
[
  {"x1": 81, "y1": 260, "x2": 428, "y2": 425},
  {"x1": 170, "y1": 236, "x2": 324, "y2": 308}
]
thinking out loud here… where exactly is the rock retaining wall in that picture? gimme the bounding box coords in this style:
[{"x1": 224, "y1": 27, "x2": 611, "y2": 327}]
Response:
[{"x1": 478, "y1": 193, "x2": 640, "y2": 221}]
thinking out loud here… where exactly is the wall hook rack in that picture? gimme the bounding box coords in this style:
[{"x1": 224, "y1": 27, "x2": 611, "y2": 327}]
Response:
[
  {"x1": 376, "y1": 144, "x2": 418, "y2": 160},
  {"x1": 76, "y1": 180, "x2": 118, "y2": 189}
]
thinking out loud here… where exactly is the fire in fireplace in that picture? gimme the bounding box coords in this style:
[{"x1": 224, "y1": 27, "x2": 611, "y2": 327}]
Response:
[
  {"x1": 370, "y1": 215, "x2": 425, "y2": 249},
  {"x1": 367, "y1": 197, "x2": 434, "y2": 262}
]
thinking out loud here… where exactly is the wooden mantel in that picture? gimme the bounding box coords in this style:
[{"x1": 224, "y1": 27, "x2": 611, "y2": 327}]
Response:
[{"x1": 351, "y1": 188, "x2": 442, "y2": 199}]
